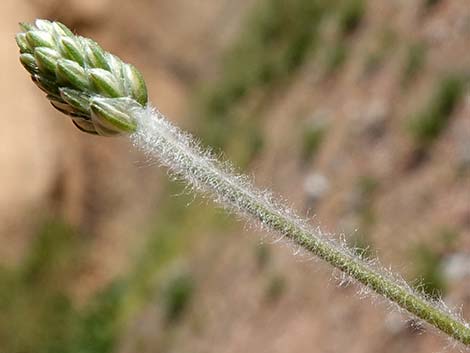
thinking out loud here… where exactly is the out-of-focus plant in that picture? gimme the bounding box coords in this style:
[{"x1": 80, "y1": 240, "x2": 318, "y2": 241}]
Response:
[
  {"x1": 408, "y1": 75, "x2": 466, "y2": 147},
  {"x1": 161, "y1": 270, "x2": 195, "y2": 323},
  {"x1": 338, "y1": 0, "x2": 365, "y2": 36},
  {"x1": 197, "y1": 0, "x2": 335, "y2": 155},
  {"x1": 402, "y1": 42, "x2": 427, "y2": 86}
]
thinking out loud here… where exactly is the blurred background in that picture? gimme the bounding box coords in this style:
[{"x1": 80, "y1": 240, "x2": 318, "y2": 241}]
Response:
[{"x1": 1, "y1": 0, "x2": 470, "y2": 352}]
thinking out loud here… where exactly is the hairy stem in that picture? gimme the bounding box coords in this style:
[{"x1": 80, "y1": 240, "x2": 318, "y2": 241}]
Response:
[{"x1": 130, "y1": 105, "x2": 470, "y2": 346}]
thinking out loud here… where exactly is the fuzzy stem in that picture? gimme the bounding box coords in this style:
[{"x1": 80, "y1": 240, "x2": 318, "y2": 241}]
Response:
[{"x1": 131, "y1": 105, "x2": 470, "y2": 346}]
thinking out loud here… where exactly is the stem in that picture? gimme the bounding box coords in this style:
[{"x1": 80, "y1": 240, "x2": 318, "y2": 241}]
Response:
[{"x1": 130, "y1": 105, "x2": 470, "y2": 346}]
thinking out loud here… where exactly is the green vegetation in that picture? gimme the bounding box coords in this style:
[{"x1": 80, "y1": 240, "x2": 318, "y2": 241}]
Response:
[
  {"x1": 197, "y1": 0, "x2": 339, "y2": 161},
  {"x1": 72, "y1": 281, "x2": 128, "y2": 353},
  {"x1": 196, "y1": 0, "x2": 367, "y2": 166},
  {"x1": 0, "y1": 181, "x2": 231, "y2": 353},
  {"x1": 0, "y1": 219, "x2": 80, "y2": 353},
  {"x1": 0, "y1": 218, "x2": 134, "y2": 353},
  {"x1": 324, "y1": 42, "x2": 348, "y2": 76},
  {"x1": 301, "y1": 119, "x2": 328, "y2": 162},
  {"x1": 356, "y1": 175, "x2": 379, "y2": 200},
  {"x1": 408, "y1": 75, "x2": 466, "y2": 146},
  {"x1": 162, "y1": 271, "x2": 195, "y2": 323},
  {"x1": 228, "y1": 120, "x2": 264, "y2": 169},
  {"x1": 424, "y1": 0, "x2": 442, "y2": 9},
  {"x1": 265, "y1": 274, "x2": 286, "y2": 302},
  {"x1": 323, "y1": 0, "x2": 368, "y2": 77},
  {"x1": 412, "y1": 245, "x2": 446, "y2": 299},
  {"x1": 355, "y1": 175, "x2": 379, "y2": 227},
  {"x1": 338, "y1": 0, "x2": 366, "y2": 36},
  {"x1": 411, "y1": 228, "x2": 459, "y2": 299},
  {"x1": 362, "y1": 28, "x2": 397, "y2": 77},
  {"x1": 402, "y1": 42, "x2": 427, "y2": 86}
]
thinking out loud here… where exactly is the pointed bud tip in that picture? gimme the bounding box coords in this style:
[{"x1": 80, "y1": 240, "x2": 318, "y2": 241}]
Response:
[
  {"x1": 34, "y1": 19, "x2": 53, "y2": 31},
  {"x1": 15, "y1": 33, "x2": 31, "y2": 53},
  {"x1": 91, "y1": 98, "x2": 137, "y2": 135},
  {"x1": 25, "y1": 30, "x2": 55, "y2": 49},
  {"x1": 59, "y1": 36, "x2": 85, "y2": 66},
  {"x1": 19, "y1": 53, "x2": 39, "y2": 74},
  {"x1": 123, "y1": 64, "x2": 148, "y2": 106},
  {"x1": 19, "y1": 22, "x2": 35, "y2": 32}
]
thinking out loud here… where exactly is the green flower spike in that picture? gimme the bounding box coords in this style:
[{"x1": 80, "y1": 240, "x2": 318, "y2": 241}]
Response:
[{"x1": 16, "y1": 19, "x2": 148, "y2": 136}]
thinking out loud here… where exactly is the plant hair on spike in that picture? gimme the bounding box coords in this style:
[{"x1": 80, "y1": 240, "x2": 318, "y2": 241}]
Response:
[{"x1": 16, "y1": 19, "x2": 470, "y2": 348}]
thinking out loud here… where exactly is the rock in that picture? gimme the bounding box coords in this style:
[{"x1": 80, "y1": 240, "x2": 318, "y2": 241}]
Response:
[
  {"x1": 352, "y1": 100, "x2": 388, "y2": 142},
  {"x1": 303, "y1": 173, "x2": 330, "y2": 209},
  {"x1": 442, "y1": 253, "x2": 470, "y2": 281}
]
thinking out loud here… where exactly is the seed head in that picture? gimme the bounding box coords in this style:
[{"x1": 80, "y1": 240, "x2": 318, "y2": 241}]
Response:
[{"x1": 16, "y1": 19, "x2": 148, "y2": 136}]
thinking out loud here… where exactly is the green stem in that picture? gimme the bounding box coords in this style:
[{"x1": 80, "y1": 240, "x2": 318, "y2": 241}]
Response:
[{"x1": 131, "y1": 106, "x2": 470, "y2": 346}]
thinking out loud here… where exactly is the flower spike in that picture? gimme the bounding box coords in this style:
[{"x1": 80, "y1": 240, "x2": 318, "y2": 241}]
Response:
[{"x1": 15, "y1": 19, "x2": 148, "y2": 136}]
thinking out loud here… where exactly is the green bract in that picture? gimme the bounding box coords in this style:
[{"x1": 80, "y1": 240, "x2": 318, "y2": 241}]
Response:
[{"x1": 16, "y1": 19, "x2": 147, "y2": 136}]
